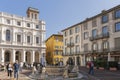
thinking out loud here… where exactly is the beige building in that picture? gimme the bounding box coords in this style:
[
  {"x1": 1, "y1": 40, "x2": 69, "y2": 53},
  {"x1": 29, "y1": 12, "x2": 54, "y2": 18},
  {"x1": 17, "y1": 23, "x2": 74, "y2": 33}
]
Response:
[
  {"x1": 62, "y1": 5, "x2": 120, "y2": 66},
  {"x1": 0, "y1": 7, "x2": 46, "y2": 66}
]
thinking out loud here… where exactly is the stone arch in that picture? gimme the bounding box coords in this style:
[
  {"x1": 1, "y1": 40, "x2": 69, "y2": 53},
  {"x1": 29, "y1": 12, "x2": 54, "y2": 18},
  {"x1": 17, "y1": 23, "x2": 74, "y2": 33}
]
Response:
[
  {"x1": 35, "y1": 51, "x2": 39, "y2": 63},
  {"x1": 15, "y1": 51, "x2": 22, "y2": 62},
  {"x1": 4, "y1": 50, "x2": 11, "y2": 63},
  {"x1": 25, "y1": 51, "x2": 31, "y2": 64}
]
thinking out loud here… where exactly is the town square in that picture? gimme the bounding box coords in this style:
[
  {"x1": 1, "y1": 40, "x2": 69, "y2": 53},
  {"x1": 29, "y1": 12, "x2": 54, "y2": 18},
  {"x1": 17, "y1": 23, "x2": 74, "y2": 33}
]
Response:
[{"x1": 0, "y1": 0, "x2": 120, "y2": 80}]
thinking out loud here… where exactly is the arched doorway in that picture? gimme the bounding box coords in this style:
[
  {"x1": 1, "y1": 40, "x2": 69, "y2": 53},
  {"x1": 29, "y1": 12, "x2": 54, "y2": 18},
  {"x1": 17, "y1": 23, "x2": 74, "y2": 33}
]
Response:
[
  {"x1": 67, "y1": 57, "x2": 74, "y2": 65},
  {"x1": 15, "y1": 51, "x2": 21, "y2": 62},
  {"x1": 25, "y1": 51, "x2": 31, "y2": 64},
  {"x1": 4, "y1": 50, "x2": 11, "y2": 63},
  {"x1": 35, "y1": 51, "x2": 39, "y2": 63}
]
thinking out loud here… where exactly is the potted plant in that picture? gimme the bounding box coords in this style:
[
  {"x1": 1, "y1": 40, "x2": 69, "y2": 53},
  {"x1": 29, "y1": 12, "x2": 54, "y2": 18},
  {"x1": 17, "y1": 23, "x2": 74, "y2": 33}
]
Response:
[{"x1": 109, "y1": 61, "x2": 117, "y2": 71}]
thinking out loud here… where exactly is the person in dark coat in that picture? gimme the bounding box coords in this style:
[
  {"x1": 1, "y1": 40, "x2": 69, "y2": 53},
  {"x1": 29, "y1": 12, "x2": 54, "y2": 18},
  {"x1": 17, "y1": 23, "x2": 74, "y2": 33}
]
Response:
[{"x1": 13, "y1": 60, "x2": 20, "y2": 80}]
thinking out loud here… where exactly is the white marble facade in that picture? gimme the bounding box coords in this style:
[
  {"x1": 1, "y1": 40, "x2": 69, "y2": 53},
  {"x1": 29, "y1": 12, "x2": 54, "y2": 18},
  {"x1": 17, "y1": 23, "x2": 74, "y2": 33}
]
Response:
[{"x1": 0, "y1": 7, "x2": 46, "y2": 66}]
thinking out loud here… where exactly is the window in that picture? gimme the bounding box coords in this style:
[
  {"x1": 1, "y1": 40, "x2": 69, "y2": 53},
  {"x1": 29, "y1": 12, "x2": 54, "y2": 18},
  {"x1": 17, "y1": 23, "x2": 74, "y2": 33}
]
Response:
[
  {"x1": 92, "y1": 19, "x2": 97, "y2": 27},
  {"x1": 102, "y1": 26, "x2": 108, "y2": 34},
  {"x1": 115, "y1": 10, "x2": 120, "y2": 19},
  {"x1": 17, "y1": 21, "x2": 21, "y2": 26},
  {"x1": 115, "y1": 22, "x2": 120, "y2": 32},
  {"x1": 76, "y1": 45, "x2": 80, "y2": 53},
  {"x1": 84, "y1": 43, "x2": 88, "y2": 52},
  {"x1": 36, "y1": 25, "x2": 39, "y2": 29},
  {"x1": 6, "y1": 30, "x2": 10, "y2": 41},
  {"x1": 64, "y1": 31, "x2": 67, "y2": 36},
  {"x1": 55, "y1": 37, "x2": 59, "y2": 42},
  {"x1": 115, "y1": 37, "x2": 120, "y2": 49},
  {"x1": 0, "y1": 32, "x2": 1, "y2": 43},
  {"x1": 103, "y1": 41, "x2": 109, "y2": 50},
  {"x1": 70, "y1": 37, "x2": 73, "y2": 43},
  {"x1": 65, "y1": 39, "x2": 67, "y2": 45},
  {"x1": 75, "y1": 26, "x2": 80, "y2": 33},
  {"x1": 75, "y1": 35, "x2": 79, "y2": 43},
  {"x1": 27, "y1": 23, "x2": 30, "y2": 27},
  {"x1": 55, "y1": 46, "x2": 59, "y2": 49},
  {"x1": 32, "y1": 13, "x2": 33, "y2": 18},
  {"x1": 35, "y1": 14, "x2": 37, "y2": 19},
  {"x1": 92, "y1": 43, "x2": 97, "y2": 51},
  {"x1": 69, "y1": 47, "x2": 74, "y2": 54},
  {"x1": 102, "y1": 15, "x2": 108, "y2": 23},
  {"x1": 17, "y1": 34, "x2": 21, "y2": 43},
  {"x1": 6, "y1": 19, "x2": 10, "y2": 24},
  {"x1": 84, "y1": 32, "x2": 88, "y2": 40},
  {"x1": 92, "y1": 29, "x2": 97, "y2": 38},
  {"x1": 27, "y1": 36, "x2": 30, "y2": 43},
  {"x1": 69, "y1": 29, "x2": 73, "y2": 35},
  {"x1": 65, "y1": 48, "x2": 67, "y2": 54},
  {"x1": 36, "y1": 37, "x2": 39, "y2": 44},
  {"x1": 83, "y1": 23, "x2": 88, "y2": 30}
]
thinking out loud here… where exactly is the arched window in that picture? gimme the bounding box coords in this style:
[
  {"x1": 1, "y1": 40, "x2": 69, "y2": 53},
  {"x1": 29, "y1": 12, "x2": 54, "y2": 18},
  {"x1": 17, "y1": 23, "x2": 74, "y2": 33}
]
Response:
[
  {"x1": 76, "y1": 35, "x2": 80, "y2": 43},
  {"x1": 6, "y1": 30, "x2": 11, "y2": 41}
]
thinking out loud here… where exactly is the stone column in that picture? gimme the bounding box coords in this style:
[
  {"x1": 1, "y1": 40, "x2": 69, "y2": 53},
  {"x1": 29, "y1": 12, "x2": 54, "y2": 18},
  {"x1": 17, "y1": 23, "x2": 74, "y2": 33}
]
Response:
[
  {"x1": 74, "y1": 56, "x2": 77, "y2": 66},
  {"x1": 31, "y1": 51, "x2": 35, "y2": 65},
  {"x1": 12, "y1": 49, "x2": 15, "y2": 63},
  {"x1": 1, "y1": 48, "x2": 5, "y2": 64},
  {"x1": 108, "y1": 53, "x2": 111, "y2": 61},
  {"x1": 81, "y1": 55, "x2": 86, "y2": 66},
  {"x1": 39, "y1": 52, "x2": 41, "y2": 63},
  {"x1": 22, "y1": 50, "x2": 26, "y2": 62}
]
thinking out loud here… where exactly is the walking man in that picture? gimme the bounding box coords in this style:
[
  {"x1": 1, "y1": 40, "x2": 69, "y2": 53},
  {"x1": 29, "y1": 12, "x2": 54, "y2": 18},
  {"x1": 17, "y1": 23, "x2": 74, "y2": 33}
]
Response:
[
  {"x1": 88, "y1": 61, "x2": 94, "y2": 75},
  {"x1": 13, "y1": 60, "x2": 20, "y2": 80}
]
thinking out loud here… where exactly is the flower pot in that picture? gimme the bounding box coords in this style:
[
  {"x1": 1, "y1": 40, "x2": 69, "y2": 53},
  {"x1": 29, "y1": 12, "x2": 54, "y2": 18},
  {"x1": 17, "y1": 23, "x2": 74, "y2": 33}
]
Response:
[
  {"x1": 99, "y1": 67, "x2": 104, "y2": 70},
  {"x1": 109, "y1": 67, "x2": 117, "y2": 71}
]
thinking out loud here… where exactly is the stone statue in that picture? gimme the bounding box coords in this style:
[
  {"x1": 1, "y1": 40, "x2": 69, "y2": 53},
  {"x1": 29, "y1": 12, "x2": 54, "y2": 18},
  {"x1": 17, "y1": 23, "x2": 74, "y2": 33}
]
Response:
[{"x1": 63, "y1": 65, "x2": 69, "y2": 78}]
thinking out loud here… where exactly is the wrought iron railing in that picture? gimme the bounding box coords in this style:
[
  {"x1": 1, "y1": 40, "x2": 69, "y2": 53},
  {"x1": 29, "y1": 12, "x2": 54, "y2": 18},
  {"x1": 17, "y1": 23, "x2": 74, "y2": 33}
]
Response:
[{"x1": 89, "y1": 32, "x2": 109, "y2": 41}]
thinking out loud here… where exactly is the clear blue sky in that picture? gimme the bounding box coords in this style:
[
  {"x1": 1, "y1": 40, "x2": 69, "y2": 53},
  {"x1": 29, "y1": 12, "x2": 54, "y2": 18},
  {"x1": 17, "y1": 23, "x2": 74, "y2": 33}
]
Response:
[{"x1": 0, "y1": 0, "x2": 120, "y2": 38}]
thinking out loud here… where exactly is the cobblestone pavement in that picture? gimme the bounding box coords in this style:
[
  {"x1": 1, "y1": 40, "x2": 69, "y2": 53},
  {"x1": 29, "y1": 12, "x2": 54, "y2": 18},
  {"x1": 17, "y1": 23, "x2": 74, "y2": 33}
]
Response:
[
  {"x1": 0, "y1": 69, "x2": 32, "y2": 80},
  {"x1": 79, "y1": 66, "x2": 120, "y2": 80}
]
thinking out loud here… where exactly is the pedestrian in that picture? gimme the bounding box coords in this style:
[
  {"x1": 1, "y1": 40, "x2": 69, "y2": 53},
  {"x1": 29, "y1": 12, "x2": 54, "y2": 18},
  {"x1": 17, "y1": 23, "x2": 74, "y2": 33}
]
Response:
[
  {"x1": 7, "y1": 62, "x2": 13, "y2": 78},
  {"x1": 32, "y1": 62, "x2": 37, "y2": 74},
  {"x1": 88, "y1": 61, "x2": 94, "y2": 75},
  {"x1": 19, "y1": 61, "x2": 23, "y2": 72},
  {"x1": 13, "y1": 60, "x2": 20, "y2": 80}
]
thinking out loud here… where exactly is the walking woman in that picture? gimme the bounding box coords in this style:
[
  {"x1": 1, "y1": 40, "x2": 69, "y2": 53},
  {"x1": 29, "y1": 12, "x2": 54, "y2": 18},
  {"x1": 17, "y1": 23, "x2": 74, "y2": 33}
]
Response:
[{"x1": 7, "y1": 62, "x2": 13, "y2": 78}]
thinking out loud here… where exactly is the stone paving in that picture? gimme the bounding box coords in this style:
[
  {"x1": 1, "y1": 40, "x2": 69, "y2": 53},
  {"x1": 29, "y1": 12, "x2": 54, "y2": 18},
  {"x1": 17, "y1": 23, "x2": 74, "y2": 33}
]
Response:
[
  {"x1": 0, "y1": 69, "x2": 32, "y2": 80},
  {"x1": 1, "y1": 67, "x2": 120, "y2": 80},
  {"x1": 79, "y1": 66, "x2": 120, "y2": 80}
]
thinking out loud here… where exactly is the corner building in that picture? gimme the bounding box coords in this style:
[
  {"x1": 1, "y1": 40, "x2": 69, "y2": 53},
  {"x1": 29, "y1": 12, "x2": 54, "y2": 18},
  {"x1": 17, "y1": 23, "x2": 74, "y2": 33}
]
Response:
[
  {"x1": 46, "y1": 34, "x2": 63, "y2": 65},
  {"x1": 62, "y1": 5, "x2": 120, "y2": 66},
  {"x1": 0, "y1": 7, "x2": 46, "y2": 66}
]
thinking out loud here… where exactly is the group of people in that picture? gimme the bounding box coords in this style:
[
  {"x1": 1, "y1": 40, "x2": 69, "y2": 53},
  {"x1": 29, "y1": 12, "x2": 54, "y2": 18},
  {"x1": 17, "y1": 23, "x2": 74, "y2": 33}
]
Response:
[{"x1": 5, "y1": 60, "x2": 22, "y2": 80}]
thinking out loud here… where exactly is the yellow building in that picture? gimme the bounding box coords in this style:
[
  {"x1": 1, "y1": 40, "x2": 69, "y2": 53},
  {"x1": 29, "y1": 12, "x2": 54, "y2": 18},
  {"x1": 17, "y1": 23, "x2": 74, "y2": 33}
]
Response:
[{"x1": 46, "y1": 34, "x2": 63, "y2": 65}]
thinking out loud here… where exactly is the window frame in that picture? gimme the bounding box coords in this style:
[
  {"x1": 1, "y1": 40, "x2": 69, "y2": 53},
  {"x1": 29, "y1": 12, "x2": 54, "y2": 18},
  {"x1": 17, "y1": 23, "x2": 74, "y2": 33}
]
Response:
[
  {"x1": 17, "y1": 34, "x2": 21, "y2": 43},
  {"x1": 115, "y1": 9, "x2": 120, "y2": 19},
  {"x1": 6, "y1": 30, "x2": 11, "y2": 41},
  {"x1": 101, "y1": 15, "x2": 108, "y2": 23},
  {"x1": 115, "y1": 22, "x2": 120, "y2": 32}
]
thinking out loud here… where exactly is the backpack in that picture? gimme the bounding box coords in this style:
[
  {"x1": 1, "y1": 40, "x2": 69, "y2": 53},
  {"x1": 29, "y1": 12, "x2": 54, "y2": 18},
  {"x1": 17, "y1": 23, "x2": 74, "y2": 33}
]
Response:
[{"x1": 91, "y1": 62, "x2": 94, "y2": 67}]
